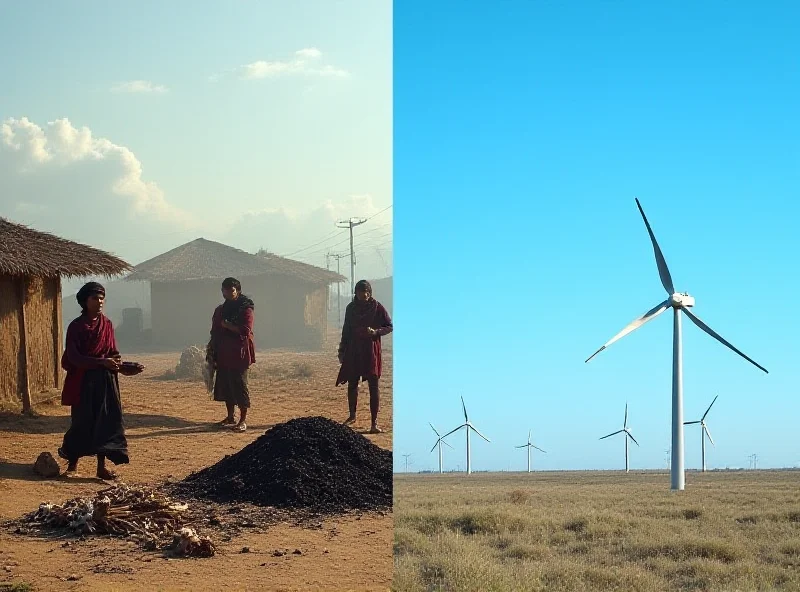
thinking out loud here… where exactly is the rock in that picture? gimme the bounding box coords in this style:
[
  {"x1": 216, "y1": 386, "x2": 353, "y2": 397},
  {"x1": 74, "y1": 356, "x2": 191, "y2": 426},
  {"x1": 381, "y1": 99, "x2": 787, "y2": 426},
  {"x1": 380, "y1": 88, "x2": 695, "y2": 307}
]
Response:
[
  {"x1": 241, "y1": 546, "x2": 250, "y2": 553},
  {"x1": 33, "y1": 451, "x2": 61, "y2": 478}
]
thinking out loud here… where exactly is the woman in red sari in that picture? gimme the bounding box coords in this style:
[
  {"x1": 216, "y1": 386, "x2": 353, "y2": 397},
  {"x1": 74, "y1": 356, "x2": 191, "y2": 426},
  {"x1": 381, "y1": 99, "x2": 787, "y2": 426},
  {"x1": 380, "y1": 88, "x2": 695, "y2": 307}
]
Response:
[
  {"x1": 336, "y1": 280, "x2": 393, "y2": 434},
  {"x1": 58, "y1": 282, "x2": 142, "y2": 480}
]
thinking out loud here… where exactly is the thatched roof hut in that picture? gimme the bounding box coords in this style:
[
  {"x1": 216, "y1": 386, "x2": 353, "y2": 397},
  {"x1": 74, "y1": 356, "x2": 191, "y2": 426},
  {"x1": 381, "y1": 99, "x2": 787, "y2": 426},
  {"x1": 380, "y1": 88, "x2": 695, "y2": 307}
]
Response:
[
  {"x1": 127, "y1": 238, "x2": 345, "y2": 350},
  {"x1": 0, "y1": 218, "x2": 132, "y2": 411}
]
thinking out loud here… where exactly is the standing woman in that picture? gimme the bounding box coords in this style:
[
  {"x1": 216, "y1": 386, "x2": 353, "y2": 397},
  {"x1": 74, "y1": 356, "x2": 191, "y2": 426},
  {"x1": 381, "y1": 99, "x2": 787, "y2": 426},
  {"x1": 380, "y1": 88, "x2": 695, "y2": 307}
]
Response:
[
  {"x1": 209, "y1": 277, "x2": 255, "y2": 432},
  {"x1": 58, "y1": 282, "x2": 142, "y2": 479},
  {"x1": 336, "y1": 279, "x2": 393, "y2": 434}
]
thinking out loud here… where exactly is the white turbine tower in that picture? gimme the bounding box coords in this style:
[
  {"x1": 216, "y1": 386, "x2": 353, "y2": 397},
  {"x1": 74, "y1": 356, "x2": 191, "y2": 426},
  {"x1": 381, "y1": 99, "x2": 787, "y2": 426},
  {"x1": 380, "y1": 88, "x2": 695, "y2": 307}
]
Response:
[
  {"x1": 599, "y1": 403, "x2": 639, "y2": 472},
  {"x1": 684, "y1": 395, "x2": 718, "y2": 472},
  {"x1": 429, "y1": 423, "x2": 455, "y2": 474},
  {"x1": 586, "y1": 198, "x2": 768, "y2": 491},
  {"x1": 515, "y1": 430, "x2": 547, "y2": 473},
  {"x1": 441, "y1": 396, "x2": 490, "y2": 475}
]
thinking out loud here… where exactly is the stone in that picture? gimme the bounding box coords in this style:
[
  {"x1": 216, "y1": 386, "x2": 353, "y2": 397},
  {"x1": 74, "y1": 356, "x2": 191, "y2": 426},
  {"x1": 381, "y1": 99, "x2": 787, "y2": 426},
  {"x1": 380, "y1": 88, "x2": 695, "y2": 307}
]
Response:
[{"x1": 33, "y1": 451, "x2": 61, "y2": 478}]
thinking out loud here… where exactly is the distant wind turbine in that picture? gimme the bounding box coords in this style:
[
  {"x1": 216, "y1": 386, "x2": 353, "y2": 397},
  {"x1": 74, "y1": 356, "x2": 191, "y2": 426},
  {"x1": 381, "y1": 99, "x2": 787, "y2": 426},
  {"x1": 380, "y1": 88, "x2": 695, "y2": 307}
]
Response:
[
  {"x1": 600, "y1": 403, "x2": 639, "y2": 472},
  {"x1": 585, "y1": 198, "x2": 768, "y2": 491},
  {"x1": 684, "y1": 395, "x2": 718, "y2": 472},
  {"x1": 515, "y1": 430, "x2": 546, "y2": 473},
  {"x1": 441, "y1": 396, "x2": 490, "y2": 475},
  {"x1": 429, "y1": 423, "x2": 455, "y2": 474}
]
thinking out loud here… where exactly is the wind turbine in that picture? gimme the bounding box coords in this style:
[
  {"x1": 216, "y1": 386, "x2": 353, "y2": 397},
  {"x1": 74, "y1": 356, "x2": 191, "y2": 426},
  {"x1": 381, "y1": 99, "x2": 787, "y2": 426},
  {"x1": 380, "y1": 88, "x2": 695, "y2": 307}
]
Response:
[
  {"x1": 515, "y1": 430, "x2": 547, "y2": 473},
  {"x1": 585, "y1": 198, "x2": 768, "y2": 491},
  {"x1": 684, "y1": 395, "x2": 718, "y2": 472},
  {"x1": 599, "y1": 403, "x2": 639, "y2": 472},
  {"x1": 441, "y1": 396, "x2": 490, "y2": 474},
  {"x1": 429, "y1": 423, "x2": 455, "y2": 474}
]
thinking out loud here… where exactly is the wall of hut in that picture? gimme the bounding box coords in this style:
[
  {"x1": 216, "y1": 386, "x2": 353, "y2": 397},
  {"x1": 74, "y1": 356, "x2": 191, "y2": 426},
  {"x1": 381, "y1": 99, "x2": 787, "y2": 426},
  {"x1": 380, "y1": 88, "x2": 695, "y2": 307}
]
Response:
[
  {"x1": 150, "y1": 275, "x2": 329, "y2": 351},
  {"x1": 0, "y1": 274, "x2": 61, "y2": 407}
]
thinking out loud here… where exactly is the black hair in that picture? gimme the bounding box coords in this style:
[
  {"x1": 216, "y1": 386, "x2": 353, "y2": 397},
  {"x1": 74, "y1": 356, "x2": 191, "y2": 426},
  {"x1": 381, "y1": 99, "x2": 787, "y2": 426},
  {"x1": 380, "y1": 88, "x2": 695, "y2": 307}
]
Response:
[
  {"x1": 222, "y1": 277, "x2": 241, "y2": 291},
  {"x1": 76, "y1": 282, "x2": 105, "y2": 313}
]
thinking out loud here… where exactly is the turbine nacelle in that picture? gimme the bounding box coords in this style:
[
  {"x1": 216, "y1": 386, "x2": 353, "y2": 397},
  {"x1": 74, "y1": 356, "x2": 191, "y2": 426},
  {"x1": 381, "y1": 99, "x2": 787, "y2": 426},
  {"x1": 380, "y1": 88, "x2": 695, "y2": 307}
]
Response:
[{"x1": 669, "y1": 292, "x2": 695, "y2": 308}]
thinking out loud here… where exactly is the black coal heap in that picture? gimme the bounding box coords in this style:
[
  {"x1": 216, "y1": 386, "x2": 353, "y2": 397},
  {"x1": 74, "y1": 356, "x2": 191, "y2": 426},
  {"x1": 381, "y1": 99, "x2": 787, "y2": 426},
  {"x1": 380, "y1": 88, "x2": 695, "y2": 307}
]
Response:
[{"x1": 174, "y1": 416, "x2": 392, "y2": 514}]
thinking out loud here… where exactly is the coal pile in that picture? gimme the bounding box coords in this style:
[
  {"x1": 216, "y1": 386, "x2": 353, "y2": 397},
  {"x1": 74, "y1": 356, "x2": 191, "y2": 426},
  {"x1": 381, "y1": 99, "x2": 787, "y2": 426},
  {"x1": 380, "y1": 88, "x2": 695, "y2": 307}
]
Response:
[{"x1": 173, "y1": 416, "x2": 392, "y2": 514}]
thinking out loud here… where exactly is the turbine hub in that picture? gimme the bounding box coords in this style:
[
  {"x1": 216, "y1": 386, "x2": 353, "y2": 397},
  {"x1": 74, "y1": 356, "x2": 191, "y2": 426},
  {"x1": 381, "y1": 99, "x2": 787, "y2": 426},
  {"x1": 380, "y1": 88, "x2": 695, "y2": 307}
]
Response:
[{"x1": 670, "y1": 292, "x2": 695, "y2": 308}]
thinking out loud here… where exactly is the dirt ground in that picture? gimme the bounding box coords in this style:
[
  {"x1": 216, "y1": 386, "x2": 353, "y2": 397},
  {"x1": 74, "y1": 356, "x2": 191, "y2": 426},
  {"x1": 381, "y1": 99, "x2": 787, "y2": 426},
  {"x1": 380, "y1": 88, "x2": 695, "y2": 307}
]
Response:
[{"x1": 0, "y1": 339, "x2": 393, "y2": 592}]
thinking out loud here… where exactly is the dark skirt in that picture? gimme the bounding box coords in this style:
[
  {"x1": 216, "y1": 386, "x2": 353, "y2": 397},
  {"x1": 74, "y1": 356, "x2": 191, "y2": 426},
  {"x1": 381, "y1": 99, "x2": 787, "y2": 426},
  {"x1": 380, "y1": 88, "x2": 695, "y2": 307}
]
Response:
[
  {"x1": 213, "y1": 368, "x2": 251, "y2": 409},
  {"x1": 59, "y1": 368, "x2": 129, "y2": 465}
]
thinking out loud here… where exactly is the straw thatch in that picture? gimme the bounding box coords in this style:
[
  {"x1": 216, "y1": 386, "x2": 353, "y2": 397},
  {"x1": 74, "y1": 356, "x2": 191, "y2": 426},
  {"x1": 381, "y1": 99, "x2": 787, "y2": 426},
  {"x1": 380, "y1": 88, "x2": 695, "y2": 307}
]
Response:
[
  {"x1": 126, "y1": 238, "x2": 344, "y2": 285},
  {"x1": 0, "y1": 217, "x2": 133, "y2": 278}
]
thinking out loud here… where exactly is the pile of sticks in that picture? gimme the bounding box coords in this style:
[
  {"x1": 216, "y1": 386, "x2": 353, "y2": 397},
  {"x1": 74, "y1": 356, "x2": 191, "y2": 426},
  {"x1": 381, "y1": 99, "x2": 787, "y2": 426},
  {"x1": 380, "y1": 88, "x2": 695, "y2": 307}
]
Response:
[{"x1": 24, "y1": 483, "x2": 215, "y2": 557}]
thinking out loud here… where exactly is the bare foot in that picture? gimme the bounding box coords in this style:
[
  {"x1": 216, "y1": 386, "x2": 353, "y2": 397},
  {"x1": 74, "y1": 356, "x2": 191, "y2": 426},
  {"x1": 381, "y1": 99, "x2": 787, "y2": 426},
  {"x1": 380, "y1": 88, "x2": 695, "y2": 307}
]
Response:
[
  {"x1": 370, "y1": 425, "x2": 383, "y2": 434},
  {"x1": 343, "y1": 416, "x2": 356, "y2": 426},
  {"x1": 217, "y1": 417, "x2": 236, "y2": 427},
  {"x1": 231, "y1": 422, "x2": 247, "y2": 432},
  {"x1": 97, "y1": 468, "x2": 118, "y2": 480}
]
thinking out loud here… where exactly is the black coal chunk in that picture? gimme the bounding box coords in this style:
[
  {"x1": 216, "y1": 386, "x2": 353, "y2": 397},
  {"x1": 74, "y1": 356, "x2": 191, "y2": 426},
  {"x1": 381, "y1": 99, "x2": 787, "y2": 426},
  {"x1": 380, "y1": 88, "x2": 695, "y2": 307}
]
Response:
[{"x1": 174, "y1": 416, "x2": 392, "y2": 514}]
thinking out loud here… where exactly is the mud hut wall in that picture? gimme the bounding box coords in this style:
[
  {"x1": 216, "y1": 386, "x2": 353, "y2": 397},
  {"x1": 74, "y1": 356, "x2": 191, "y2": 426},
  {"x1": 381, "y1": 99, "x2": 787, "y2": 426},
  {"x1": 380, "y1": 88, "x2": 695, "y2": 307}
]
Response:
[
  {"x1": 304, "y1": 285, "x2": 328, "y2": 348},
  {"x1": 0, "y1": 275, "x2": 60, "y2": 406},
  {"x1": 150, "y1": 279, "x2": 221, "y2": 348},
  {"x1": 23, "y1": 276, "x2": 60, "y2": 395},
  {"x1": 0, "y1": 274, "x2": 22, "y2": 405}
]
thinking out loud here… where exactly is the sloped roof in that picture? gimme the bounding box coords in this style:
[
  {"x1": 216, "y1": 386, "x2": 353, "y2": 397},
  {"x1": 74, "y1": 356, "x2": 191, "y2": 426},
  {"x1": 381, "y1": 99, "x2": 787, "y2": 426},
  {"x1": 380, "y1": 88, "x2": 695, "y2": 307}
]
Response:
[
  {"x1": 0, "y1": 217, "x2": 132, "y2": 278},
  {"x1": 126, "y1": 238, "x2": 345, "y2": 285}
]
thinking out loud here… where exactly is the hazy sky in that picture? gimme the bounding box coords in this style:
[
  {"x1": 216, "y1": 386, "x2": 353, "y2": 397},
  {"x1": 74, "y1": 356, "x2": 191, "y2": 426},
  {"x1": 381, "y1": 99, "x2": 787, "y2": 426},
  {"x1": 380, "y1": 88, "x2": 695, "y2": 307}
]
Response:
[
  {"x1": 394, "y1": 1, "x2": 800, "y2": 472},
  {"x1": 0, "y1": 0, "x2": 392, "y2": 291}
]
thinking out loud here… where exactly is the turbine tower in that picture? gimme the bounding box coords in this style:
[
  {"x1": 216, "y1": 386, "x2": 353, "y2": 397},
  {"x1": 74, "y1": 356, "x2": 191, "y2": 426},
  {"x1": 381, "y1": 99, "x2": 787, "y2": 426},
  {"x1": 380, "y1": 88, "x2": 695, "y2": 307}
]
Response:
[
  {"x1": 429, "y1": 423, "x2": 455, "y2": 474},
  {"x1": 684, "y1": 395, "x2": 718, "y2": 472},
  {"x1": 515, "y1": 430, "x2": 547, "y2": 473},
  {"x1": 599, "y1": 403, "x2": 639, "y2": 472},
  {"x1": 586, "y1": 198, "x2": 768, "y2": 490},
  {"x1": 441, "y1": 396, "x2": 490, "y2": 474}
]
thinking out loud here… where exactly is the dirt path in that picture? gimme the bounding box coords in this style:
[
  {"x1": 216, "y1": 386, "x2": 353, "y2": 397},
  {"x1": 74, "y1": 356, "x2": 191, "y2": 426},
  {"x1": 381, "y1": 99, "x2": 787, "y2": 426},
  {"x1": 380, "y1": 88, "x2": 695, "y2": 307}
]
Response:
[{"x1": 0, "y1": 345, "x2": 392, "y2": 591}]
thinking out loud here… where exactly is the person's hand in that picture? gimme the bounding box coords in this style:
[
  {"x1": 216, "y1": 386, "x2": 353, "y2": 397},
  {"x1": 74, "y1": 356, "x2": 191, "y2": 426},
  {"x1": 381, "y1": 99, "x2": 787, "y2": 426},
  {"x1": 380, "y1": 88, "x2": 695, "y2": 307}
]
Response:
[
  {"x1": 367, "y1": 327, "x2": 377, "y2": 336},
  {"x1": 102, "y1": 358, "x2": 120, "y2": 372}
]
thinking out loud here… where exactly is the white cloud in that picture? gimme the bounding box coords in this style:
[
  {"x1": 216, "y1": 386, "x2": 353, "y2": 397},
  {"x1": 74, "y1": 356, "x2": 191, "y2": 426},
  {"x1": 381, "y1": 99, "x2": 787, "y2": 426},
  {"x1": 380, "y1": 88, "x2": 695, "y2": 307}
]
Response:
[
  {"x1": 110, "y1": 80, "x2": 168, "y2": 94},
  {"x1": 212, "y1": 48, "x2": 349, "y2": 82},
  {"x1": 0, "y1": 116, "x2": 196, "y2": 262}
]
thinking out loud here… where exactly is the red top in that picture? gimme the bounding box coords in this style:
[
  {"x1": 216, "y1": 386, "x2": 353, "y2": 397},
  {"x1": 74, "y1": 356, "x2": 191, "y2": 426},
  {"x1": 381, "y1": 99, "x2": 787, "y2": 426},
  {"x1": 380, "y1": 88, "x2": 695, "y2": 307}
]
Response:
[
  {"x1": 210, "y1": 303, "x2": 256, "y2": 371},
  {"x1": 61, "y1": 313, "x2": 119, "y2": 406},
  {"x1": 336, "y1": 299, "x2": 393, "y2": 384}
]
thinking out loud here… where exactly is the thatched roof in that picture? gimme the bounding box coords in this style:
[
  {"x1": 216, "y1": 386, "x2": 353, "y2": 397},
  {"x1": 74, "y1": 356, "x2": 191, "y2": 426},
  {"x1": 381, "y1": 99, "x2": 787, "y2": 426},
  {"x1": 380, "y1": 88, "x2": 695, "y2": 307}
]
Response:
[
  {"x1": 0, "y1": 217, "x2": 133, "y2": 278},
  {"x1": 126, "y1": 238, "x2": 345, "y2": 285}
]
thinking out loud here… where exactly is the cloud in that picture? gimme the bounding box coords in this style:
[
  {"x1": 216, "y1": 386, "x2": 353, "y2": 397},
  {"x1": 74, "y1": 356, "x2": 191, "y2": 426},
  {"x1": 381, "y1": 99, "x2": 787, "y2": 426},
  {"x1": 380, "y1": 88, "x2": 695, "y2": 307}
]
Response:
[
  {"x1": 212, "y1": 48, "x2": 349, "y2": 82},
  {"x1": 0, "y1": 116, "x2": 196, "y2": 262},
  {"x1": 110, "y1": 80, "x2": 168, "y2": 94},
  {"x1": 222, "y1": 194, "x2": 392, "y2": 278}
]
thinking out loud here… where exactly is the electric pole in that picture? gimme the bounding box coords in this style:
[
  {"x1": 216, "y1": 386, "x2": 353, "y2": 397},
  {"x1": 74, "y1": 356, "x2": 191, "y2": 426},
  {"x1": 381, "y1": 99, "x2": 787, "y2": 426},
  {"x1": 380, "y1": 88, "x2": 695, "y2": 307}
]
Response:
[
  {"x1": 336, "y1": 217, "x2": 367, "y2": 295},
  {"x1": 402, "y1": 453, "x2": 412, "y2": 473}
]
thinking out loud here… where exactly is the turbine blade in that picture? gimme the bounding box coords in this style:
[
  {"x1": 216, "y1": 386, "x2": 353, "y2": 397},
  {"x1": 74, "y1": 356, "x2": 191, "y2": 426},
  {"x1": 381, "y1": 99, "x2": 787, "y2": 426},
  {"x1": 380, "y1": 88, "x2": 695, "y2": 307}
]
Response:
[
  {"x1": 515, "y1": 445, "x2": 527, "y2": 448},
  {"x1": 443, "y1": 440, "x2": 455, "y2": 450},
  {"x1": 533, "y1": 446, "x2": 547, "y2": 453},
  {"x1": 702, "y1": 395, "x2": 719, "y2": 421},
  {"x1": 585, "y1": 300, "x2": 671, "y2": 362},
  {"x1": 430, "y1": 441, "x2": 439, "y2": 453},
  {"x1": 684, "y1": 420, "x2": 701, "y2": 425},
  {"x1": 528, "y1": 430, "x2": 531, "y2": 444},
  {"x1": 624, "y1": 402, "x2": 628, "y2": 428},
  {"x1": 600, "y1": 430, "x2": 624, "y2": 440},
  {"x1": 682, "y1": 308, "x2": 768, "y2": 374},
  {"x1": 627, "y1": 432, "x2": 640, "y2": 446},
  {"x1": 461, "y1": 396, "x2": 469, "y2": 422},
  {"x1": 635, "y1": 197, "x2": 675, "y2": 294},
  {"x1": 704, "y1": 426, "x2": 715, "y2": 447},
  {"x1": 441, "y1": 424, "x2": 466, "y2": 440},
  {"x1": 469, "y1": 425, "x2": 491, "y2": 443},
  {"x1": 429, "y1": 422, "x2": 441, "y2": 437}
]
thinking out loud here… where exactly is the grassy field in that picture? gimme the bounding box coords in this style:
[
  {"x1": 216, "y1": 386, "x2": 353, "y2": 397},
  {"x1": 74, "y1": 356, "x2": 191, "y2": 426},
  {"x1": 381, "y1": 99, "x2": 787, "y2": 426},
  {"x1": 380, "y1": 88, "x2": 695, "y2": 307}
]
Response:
[{"x1": 393, "y1": 470, "x2": 800, "y2": 592}]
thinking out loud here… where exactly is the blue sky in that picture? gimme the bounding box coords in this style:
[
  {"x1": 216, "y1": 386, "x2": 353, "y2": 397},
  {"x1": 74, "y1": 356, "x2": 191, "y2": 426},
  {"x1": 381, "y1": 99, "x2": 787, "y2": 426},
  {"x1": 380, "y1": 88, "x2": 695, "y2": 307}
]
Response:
[
  {"x1": 1, "y1": 0, "x2": 391, "y2": 287},
  {"x1": 394, "y1": 1, "x2": 800, "y2": 472}
]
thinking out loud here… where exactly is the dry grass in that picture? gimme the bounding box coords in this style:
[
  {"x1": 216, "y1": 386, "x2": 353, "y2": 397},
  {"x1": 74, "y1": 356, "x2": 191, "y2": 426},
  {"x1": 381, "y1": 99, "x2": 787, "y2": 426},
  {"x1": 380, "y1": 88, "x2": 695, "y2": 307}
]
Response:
[{"x1": 393, "y1": 471, "x2": 800, "y2": 591}]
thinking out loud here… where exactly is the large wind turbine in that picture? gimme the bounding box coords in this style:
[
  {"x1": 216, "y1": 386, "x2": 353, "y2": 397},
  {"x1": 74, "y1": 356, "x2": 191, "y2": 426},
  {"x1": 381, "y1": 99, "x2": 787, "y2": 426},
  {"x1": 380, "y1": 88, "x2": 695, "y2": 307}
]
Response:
[
  {"x1": 599, "y1": 403, "x2": 639, "y2": 472},
  {"x1": 441, "y1": 397, "x2": 490, "y2": 474},
  {"x1": 586, "y1": 198, "x2": 768, "y2": 491},
  {"x1": 429, "y1": 423, "x2": 455, "y2": 474},
  {"x1": 684, "y1": 395, "x2": 718, "y2": 472},
  {"x1": 515, "y1": 430, "x2": 546, "y2": 473}
]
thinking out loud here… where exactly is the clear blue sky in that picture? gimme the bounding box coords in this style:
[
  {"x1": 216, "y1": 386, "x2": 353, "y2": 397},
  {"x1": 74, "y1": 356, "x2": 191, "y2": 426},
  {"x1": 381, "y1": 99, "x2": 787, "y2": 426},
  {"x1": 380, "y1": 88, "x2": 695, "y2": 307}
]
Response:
[{"x1": 394, "y1": 1, "x2": 800, "y2": 472}]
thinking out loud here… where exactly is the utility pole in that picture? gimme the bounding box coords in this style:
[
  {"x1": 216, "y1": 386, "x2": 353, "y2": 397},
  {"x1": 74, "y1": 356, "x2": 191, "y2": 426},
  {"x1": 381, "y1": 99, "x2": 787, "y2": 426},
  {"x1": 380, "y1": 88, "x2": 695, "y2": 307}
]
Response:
[
  {"x1": 336, "y1": 217, "x2": 367, "y2": 295},
  {"x1": 402, "y1": 454, "x2": 412, "y2": 473}
]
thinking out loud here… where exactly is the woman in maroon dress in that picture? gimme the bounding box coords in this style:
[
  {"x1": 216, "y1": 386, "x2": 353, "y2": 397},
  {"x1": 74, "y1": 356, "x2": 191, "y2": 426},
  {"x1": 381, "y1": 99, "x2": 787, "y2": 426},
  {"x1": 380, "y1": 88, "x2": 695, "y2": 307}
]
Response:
[
  {"x1": 336, "y1": 280, "x2": 393, "y2": 433},
  {"x1": 58, "y1": 282, "x2": 143, "y2": 480}
]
